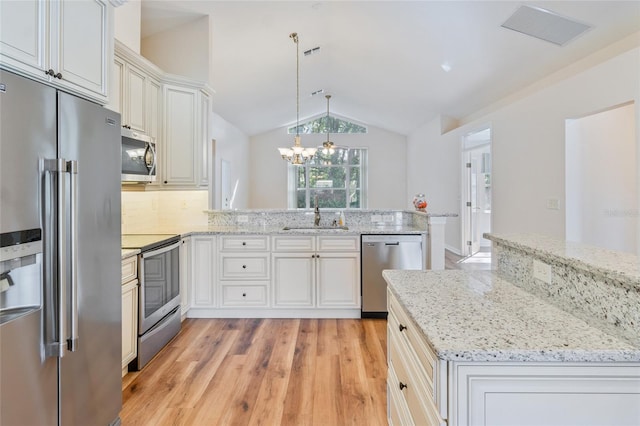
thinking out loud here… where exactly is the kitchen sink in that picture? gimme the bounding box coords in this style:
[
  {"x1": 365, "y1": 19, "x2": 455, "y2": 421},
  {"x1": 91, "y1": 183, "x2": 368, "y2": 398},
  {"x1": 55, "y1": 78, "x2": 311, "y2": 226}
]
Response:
[{"x1": 282, "y1": 225, "x2": 349, "y2": 231}]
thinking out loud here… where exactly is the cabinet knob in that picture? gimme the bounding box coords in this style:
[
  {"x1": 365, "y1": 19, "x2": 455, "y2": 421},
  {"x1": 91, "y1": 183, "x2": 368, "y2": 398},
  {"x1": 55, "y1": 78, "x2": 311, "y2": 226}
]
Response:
[
  {"x1": 54, "y1": 72, "x2": 62, "y2": 79},
  {"x1": 316, "y1": 254, "x2": 320, "y2": 258},
  {"x1": 399, "y1": 382, "x2": 407, "y2": 391},
  {"x1": 164, "y1": 181, "x2": 168, "y2": 184},
  {"x1": 242, "y1": 242, "x2": 246, "y2": 246},
  {"x1": 242, "y1": 265, "x2": 247, "y2": 269},
  {"x1": 45, "y1": 69, "x2": 55, "y2": 77},
  {"x1": 399, "y1": 324, "x2": 407, "y2": 332},
  {"x1": 242, "y1": 293, "x2": 246, "y2": 297}
]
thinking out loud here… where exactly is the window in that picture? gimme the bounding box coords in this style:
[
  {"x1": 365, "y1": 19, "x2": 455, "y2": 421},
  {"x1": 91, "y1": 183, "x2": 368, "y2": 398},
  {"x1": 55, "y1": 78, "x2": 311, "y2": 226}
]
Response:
[
  {"x1": 289, "y1": 148, "x2": 367, "y2": 209},
  {"x1": 288, "y1": 116, "x2": 367, "y2": 134}
]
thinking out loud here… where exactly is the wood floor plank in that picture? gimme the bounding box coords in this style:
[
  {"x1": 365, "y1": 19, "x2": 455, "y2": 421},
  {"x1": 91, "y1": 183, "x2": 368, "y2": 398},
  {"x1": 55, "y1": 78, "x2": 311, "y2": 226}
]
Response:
[{"x1": 121, "y1": 318, "x2": 389, "y2": 426}]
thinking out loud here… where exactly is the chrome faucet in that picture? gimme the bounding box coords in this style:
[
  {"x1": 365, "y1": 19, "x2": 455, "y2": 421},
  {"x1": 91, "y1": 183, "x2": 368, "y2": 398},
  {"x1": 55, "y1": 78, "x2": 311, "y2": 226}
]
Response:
[{"x1": 314, "y1": 195, "x2": 321, "y2": 226}]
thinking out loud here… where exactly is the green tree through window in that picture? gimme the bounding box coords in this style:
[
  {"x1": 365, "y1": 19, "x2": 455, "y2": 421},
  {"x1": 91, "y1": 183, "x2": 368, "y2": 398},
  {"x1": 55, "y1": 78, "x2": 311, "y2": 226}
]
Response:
[
  {"x1": 291, "y1": 148, "x2": 367, "y2": 209},
  {"x1": 288, "y1": 116, "x2": 367, "y2": 134}
]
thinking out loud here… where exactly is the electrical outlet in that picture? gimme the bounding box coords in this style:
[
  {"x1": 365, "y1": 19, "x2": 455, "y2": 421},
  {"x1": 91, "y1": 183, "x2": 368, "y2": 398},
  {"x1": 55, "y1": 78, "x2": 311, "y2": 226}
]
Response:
[
  {"x1": 371, "y1": 214, "x2": 382, "y2": 222},
  {"x1": 533, "y1": 259, "x2": 552, "y2": 284},
  {"x1": 237, "y1": 215, "x2": 249, "y2": 223},
  {"x1": 382, "y1": 214, "x2": 394, "y2": 223},
  {"x1": 546, "y1": 198, "x2": 560, "y2": 210}
]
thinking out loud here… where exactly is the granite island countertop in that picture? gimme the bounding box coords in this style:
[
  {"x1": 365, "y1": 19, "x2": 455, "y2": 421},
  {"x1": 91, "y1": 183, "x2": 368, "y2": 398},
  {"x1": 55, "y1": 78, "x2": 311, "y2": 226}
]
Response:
[
  {"x1": 383, "y1": 269, "x2": 640, "y2": 363},
  {"x1": 139, "y1": 224, "x2": 428, "y2": 237}
]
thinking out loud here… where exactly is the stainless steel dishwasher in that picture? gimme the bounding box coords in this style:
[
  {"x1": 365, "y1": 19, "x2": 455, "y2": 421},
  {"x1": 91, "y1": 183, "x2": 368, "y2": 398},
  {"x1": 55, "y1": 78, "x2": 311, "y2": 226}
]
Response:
[{"x1": 361, "y1": 234, "x2": 424, "y2": 318}]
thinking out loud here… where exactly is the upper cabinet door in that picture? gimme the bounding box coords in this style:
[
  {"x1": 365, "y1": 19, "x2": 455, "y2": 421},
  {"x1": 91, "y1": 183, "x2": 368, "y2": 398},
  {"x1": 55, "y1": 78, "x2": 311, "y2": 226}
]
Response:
[
  {"x1": 124, "y1": 63, "x2": 146, "y2": 132},
  {"x1": 0, "y1": 0, "x2": 47, "y2": 75},
  {"x1": 0, "y1": 0, "x2": 111, "y2": 104},
  {"x1": 163, "y1": 84, "x2": 197, "y2": 185},
  {"x1": 51, "y1": 0, "x2": 111, "y2": 102}
]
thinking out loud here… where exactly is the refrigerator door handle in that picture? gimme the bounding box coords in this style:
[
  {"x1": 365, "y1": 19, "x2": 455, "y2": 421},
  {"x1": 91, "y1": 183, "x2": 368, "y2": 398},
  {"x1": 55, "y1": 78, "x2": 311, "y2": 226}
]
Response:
[
  {"x1": 66, "y1": 160, "x2": 79, "y2": 352},
  {"x1": 43, "y1": 158, "x2": 68, "y2": 358}
]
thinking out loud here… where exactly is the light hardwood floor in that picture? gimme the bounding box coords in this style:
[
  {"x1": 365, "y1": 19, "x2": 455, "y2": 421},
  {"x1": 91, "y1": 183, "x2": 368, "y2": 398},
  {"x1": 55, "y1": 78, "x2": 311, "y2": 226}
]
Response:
[
  {"x1": 121, "y1": 318, "x2": 388, "y2": 426},
  {"x1": 121, "y1": 250, "x2": 489, "y2": 425}
]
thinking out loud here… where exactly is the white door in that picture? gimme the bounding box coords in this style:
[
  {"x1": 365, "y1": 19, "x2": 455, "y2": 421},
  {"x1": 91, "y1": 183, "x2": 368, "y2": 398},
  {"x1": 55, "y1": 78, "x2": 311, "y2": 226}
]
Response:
[
  {"x1": 462, "y1": 129, "x2": 492, "y2": 257},
  {"x1": 272, "y1": 253, "x2": 314, "y2": 307}
]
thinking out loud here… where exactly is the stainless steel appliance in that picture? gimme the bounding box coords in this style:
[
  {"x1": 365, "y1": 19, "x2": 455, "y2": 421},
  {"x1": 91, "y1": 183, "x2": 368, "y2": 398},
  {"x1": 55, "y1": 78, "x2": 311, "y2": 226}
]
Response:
[
  {"x1": 121, "y1": 127, "x2": 156, "y2": 183},
  {"x1": 0, "y1": 70, "x2": 122, "y2": 425},
  {"x1": 121, "y1": 234, "x2": 180, "y2": 370},
  {"x1": 361, "y1": 234, "x2": 424, "y2": 318}
]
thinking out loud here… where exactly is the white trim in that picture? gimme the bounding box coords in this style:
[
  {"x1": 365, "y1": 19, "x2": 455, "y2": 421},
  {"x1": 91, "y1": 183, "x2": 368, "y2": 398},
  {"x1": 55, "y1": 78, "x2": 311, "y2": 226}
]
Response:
[{"x1": 186, "y1": 308, "x2": 361, "y2": 319}]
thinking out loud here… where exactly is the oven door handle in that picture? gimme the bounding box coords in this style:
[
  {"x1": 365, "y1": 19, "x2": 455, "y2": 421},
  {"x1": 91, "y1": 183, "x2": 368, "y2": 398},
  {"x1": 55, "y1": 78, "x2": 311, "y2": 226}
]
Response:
[{"x1": 141, "y1": 241, "x2": 181, "y2": 259}]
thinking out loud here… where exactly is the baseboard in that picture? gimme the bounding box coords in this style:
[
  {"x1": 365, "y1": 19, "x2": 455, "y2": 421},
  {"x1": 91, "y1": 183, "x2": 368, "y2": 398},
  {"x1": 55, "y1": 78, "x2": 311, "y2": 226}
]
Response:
[{"x1": 445, "y1": 244, "x2": 463, "y2": 256}]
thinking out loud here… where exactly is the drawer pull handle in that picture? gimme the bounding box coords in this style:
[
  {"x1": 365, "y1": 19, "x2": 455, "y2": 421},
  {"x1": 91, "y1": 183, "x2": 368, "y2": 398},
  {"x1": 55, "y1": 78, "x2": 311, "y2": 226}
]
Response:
[
  {"x1": 399, "y1": 382, "x2": 407, "y2": 391},
  {"x1": 242, "y1": 242, "x2": 246, "y2": 246},
  {"x1": 242, "y1": 265, "x2": 247, "y2": 269},
  {"x1": 399, "y1": 324, "x2": 407, "y2": 332},
  {"x1": 242, "y1": 293, "x2": 246, "y2": 297}
]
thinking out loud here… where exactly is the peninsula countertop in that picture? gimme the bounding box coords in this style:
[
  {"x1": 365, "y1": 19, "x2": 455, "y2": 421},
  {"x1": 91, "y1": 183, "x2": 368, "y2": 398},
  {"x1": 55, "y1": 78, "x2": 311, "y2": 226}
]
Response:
[{"x1": 383, "y1": 269, "x2": 640, "y2": 363}]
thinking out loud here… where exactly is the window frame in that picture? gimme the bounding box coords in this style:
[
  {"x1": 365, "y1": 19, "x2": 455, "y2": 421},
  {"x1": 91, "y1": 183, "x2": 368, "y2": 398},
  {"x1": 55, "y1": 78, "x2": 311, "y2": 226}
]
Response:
[{"x1": 287, "y1": 147, "x2": 368, "y2": 210}]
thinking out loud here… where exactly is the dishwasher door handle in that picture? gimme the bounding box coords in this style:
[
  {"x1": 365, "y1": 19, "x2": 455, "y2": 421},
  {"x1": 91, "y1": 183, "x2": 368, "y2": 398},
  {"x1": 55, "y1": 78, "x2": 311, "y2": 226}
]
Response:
[{"x1": 385, "y1": 242, "x2": 400, "y2": 246}]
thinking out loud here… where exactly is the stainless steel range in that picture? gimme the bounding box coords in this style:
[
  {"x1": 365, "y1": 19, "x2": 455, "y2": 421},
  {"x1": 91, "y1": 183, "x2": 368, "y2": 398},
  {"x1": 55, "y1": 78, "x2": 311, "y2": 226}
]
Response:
[{"x1": 122, "y1": 234, "x2": 181, "y2": 370}]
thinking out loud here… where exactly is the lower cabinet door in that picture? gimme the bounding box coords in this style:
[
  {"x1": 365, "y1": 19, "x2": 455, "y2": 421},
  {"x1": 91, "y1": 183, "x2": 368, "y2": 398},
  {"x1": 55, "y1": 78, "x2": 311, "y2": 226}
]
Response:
[
  {"x1": 316, "y1": 252, "x2": 360, "y2": 307},
  {"x1": 272, "y1": 253, "x2": 314, "y2": 307},
  {"x1": 121, "y1": 279, "x2": 138, "y2": 373}
]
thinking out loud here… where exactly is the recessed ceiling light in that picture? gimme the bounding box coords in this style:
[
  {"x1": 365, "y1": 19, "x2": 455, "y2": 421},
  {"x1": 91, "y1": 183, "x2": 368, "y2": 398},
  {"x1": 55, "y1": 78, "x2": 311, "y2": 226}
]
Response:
[
  {"x1": 501, "y1": 5, "x2": 591, "y2": 46},
  {"x1": 441, "y1": 62, "x2": 452, "y2": 73},
  {"x1": 311, "y1": 89, "x2": 324, "y2": 96}
]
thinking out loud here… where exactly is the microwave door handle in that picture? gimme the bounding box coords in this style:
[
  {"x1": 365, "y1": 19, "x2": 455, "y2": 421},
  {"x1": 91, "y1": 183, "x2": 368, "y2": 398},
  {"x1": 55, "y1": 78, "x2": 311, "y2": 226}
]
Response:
[{"x1": 144, "y1": 143, "x2": 156, "y2": 175}]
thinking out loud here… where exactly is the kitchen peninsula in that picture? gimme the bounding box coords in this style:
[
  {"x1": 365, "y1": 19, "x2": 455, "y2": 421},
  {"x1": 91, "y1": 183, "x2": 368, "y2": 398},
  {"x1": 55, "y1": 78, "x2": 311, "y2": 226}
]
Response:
[{"x1": 384, "y1": 233, "x2": 640, "y2": 426}]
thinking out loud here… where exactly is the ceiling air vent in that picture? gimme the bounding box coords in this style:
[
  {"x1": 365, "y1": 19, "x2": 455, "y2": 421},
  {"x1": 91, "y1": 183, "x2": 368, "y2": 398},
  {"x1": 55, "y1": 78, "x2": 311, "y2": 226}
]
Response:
[
  {"x1": 304, "y1": 46, "x2": 320, "y2": 56},
  {"x1": 501, "y1": 5, "x2": 591, "y2": 46}
]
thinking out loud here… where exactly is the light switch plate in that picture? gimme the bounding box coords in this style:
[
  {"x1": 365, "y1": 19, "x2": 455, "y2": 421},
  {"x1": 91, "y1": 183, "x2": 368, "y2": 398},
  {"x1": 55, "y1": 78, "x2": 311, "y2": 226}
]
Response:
[
  {"x1": 546, "y1": 198, "x2": 560, "y2": 210},
  {"x1": 371, "y1": 214, "x2": 382, "y2": 222},
  {"x1": 382, "y1": 214, "x2": 394, "y2": 222},
  {"x1": 237, "y1": 215, "x2": 249, "y2": 223},
  {"x1": 533, "y1": 259, "x2": 552, "y2": 284}
]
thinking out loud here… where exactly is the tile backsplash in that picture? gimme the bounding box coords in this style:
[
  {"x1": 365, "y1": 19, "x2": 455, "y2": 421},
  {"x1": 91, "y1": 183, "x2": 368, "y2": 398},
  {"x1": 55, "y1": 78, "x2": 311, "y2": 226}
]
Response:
[{"x1": 121, "y1": 190, "x2": 208, "y2": 234}]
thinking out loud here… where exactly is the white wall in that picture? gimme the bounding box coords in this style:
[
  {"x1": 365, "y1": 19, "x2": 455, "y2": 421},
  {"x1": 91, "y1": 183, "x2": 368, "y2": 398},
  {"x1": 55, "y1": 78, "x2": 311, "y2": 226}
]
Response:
[
  {"x1": 407, "y1": 116, "x2": 461, "y2": 251},
  {"x1": 141, "y1": 16, "x2": 209, "y2": 83},
  {"x1": 249, "y1": 123, "x2": 407, "y2": 209},
  {"x1": 114, "y1": 1, "x2": 141, "y2": 54},
  {"x1": 211, "y1": 112, "x2": 251, "y2": 210},
  {"x1": 407, "y1": 43, "x2": 640, "y2": 254},
  {"x1": 566, "y1": 103, "x2": 637, "y2": 253}
]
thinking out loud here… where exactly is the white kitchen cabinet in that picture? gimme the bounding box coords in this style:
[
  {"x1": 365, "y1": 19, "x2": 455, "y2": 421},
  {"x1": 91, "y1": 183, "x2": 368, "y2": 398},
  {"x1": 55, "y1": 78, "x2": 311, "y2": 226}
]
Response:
[
  {"x1": 179, "y1": 237, "x2": 192, "y2": 318},
  {"x1": 106, "y1": 55, "x2": 124, "y2": 113},
  {"x1": 123, "y1": 63, "x2": 146, "y2": 132},
  {"x1": 387, "y1": 289, "x2": 640, "y2": 426},
  {"x1": 272, "y1": 252, "x2": 315, "y2": 307},
  {"x1": 162, "y1": 82, "x2": 210, "y2": 188},
  {"x1": 191, "y1": 235, "x2": 216, "y2": 308},
  {"x1": 272, "y1": 236, "x2": 360, "y2": 309},
  {"x1": 316, "y1": 252, "x2": 360, "y2": 308},
  {"x1": 218, "y1": 235, "x2": 270, "y2": 308},
  {"x1": 0, "y1": 0, "x2": 112, "y2": 104},
  {"x1": 121, "y1": 255, "x2": 138, "y2": 377}
]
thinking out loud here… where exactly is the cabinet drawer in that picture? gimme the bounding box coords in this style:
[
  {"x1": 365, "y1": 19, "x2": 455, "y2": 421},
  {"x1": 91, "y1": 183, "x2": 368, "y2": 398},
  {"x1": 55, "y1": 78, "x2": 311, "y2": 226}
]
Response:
[
  {"x1": 272, "y1": 236, "x2": 314, "y2": 252},
  {"x1": 388, "y1": 363, "x2": 413, "y2": 426},
  {"x1": 389, "y1": 289, "x2": 438, "y2": 389},
  {"x1": 121, "y1": 256, "x2": 138, "y2": 284},
  {"x1": 220, "y1": 254, "x2": 270, "y2": 279},
  {"x1": 220, "y1": 235, "x2": 269, "y2": 251},
  {"x1": 221, "y1": 283, "x2": 268, "y2": 306},
  {"x1": 317, "y1": 236, "x2": 359, "y2": 251},
  {"x1": 388, "y1": 329, "x2": 443, "y2": 426}
]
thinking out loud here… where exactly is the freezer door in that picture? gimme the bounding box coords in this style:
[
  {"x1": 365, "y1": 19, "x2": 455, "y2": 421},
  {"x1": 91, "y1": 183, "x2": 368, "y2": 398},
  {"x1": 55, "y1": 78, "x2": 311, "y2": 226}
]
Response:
[
  {"x1": 0, "y1": 70, "x2": 58, "y2": 425},
  {"x1": 57, "y1": 91, "x2": 122, "y2": 425}
]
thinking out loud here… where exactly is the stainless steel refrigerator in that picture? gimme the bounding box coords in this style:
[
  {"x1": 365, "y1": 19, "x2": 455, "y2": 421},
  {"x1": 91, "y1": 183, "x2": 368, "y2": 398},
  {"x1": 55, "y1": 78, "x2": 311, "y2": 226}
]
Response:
[{"x1": 0, "y1": 70, "x2": 122, "y2": 425}]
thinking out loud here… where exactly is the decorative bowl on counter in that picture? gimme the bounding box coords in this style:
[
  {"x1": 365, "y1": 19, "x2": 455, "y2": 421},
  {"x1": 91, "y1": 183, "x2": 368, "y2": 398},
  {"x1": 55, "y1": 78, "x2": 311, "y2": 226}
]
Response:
[{"x1": 412, "y1": 193, "x2": 427, "y2": 211}]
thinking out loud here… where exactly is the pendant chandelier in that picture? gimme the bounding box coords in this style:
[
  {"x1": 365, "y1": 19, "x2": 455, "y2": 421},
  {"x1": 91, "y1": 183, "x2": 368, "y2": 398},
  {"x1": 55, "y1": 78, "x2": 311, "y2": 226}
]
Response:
[
  {"x1": 321, "y1": 94, "x2": 336, "y2": 155},
  {"x1": 278, "y1": 32, "x2": 317, "y2": 165}
]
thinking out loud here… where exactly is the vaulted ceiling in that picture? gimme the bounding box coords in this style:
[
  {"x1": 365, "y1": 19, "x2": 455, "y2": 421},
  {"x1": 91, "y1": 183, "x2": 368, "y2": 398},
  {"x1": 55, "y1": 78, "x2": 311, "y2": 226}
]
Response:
[{"x1": 140, "y1": 1, "x2": 640, "y2": 136}]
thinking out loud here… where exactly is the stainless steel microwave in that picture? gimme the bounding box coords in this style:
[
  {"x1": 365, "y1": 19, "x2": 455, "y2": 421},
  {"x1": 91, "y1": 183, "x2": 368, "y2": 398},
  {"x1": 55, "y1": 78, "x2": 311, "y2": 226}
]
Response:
[{"x1": 121, "y1": 128, "x2": 156, "y2": 183}]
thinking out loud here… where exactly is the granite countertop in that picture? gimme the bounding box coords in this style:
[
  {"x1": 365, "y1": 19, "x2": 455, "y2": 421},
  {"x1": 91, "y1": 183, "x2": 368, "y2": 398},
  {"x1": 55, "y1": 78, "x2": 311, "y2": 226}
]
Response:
[
  {"x1": 121, "y1": 248, "x2": 139, "y2": 259},
  {"x1": 384, "y1": 269, "x2": 640, "y2": 363},
  {"x1": 169, "y1": 224, "x2": 427, "y2": 237},
  {"x1": 485, "y1": 233, "x2": 640, "y2": 290}
]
